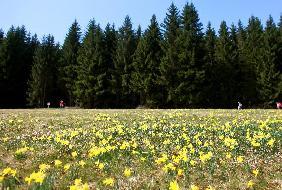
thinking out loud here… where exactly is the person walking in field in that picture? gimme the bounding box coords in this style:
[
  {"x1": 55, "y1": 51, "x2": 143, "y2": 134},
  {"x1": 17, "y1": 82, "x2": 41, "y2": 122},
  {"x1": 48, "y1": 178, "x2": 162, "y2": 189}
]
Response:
[
  {"x1": 276, "y1": 102, "x2": 282, "y2": 109},
  {"x1": 59, "y1": 100, "x2": 64, "y2": 108},
  {"x1": 238, "y1": 102, "x2": 242, "y2": 110}
]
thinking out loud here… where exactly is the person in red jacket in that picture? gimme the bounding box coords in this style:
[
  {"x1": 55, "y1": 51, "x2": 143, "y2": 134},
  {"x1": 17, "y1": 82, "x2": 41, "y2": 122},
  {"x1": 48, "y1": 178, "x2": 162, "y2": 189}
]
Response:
[
  {"x1": 59, "y1": 100, "x2": 64, "y2": 108},
  {"x1": 276, "y1": 102, "x2": 282, "y2": 109}
]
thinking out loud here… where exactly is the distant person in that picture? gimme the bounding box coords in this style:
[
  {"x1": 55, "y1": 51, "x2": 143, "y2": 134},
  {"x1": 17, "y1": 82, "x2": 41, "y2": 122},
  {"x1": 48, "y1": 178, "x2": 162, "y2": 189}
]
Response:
[
  {"x1": 47, "y1": 102, "x2": 50, "y2": 108},
  {"x1": 59, "y1": 100, "x2": 64, "y2": 108},
  {"x1": 238, "y1": 102, "x2": 242, "y2": 110},
  {"x1": 276, "y1": 102, "x2": 282, "y2": 109}
]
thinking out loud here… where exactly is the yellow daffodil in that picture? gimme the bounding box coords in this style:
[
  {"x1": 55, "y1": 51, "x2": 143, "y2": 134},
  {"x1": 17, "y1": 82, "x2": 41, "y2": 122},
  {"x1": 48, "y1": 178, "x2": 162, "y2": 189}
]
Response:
[
  {"x1": 247, "y1": 180, "x2": 254, "y2": 188},
  {"x1": 169, "y1": 180, "x2": 180, "y2": 190},
  {"x1": 39, "y1": 164, "x2": 50, "y2": 172},
  {"x1": 124, "y1": 168, "x2": 132, "y2": 177},
  {"x1": 70, "y1": 179, "x2": 89, "y2": 190},
  {"x1": 54, "y1": 160, "x2": 62, "y2": 167},
  {"x1": 82, "y1": 183, "x2": 90, "y2": 190},
  {"x1": 190, "y1": 160, "x2": 196, "y2": 166},
  {"x1": 177, "y1": 169, "x2": 183, "y2": 176},
  {"x1": 237, "y1": 156, "x2": 244, "y2": 163},
  {"x1": 72, "y1": 151, "x2": 78, "y2": 158},
  {"x1": 267, "y1": 138, "x2": 275, "y2": 147},
  {"x1": 103, "y1": 178, "x2": 114, "y2": 186},
  {"x1": 252, "y1": 169, "x2": 259, "y2": 177},
  {"x1": 25, "y1": 176, "x2": 32, "y2": 185},
  {"x1": 25, "y1": 171, "x2": 46, "y2": 185},
  {"x1": 74, "y1": 178, "x2": 82, "y2": 186},
  {"x1": 226, "y1": 153, "x2": 232, "y2": 159},
  {"x1": 191, "y1": 184, "x2": 199, "y2": 190},
  {"x1": 79, "y1": 160, "x2": 86, "y2": 167},
  {"x1": 64, "y1": 164, "x2": 71, "y2": 171},
  {"x1": 98, "y1": 163, "x2": 104, "y2": 170}
]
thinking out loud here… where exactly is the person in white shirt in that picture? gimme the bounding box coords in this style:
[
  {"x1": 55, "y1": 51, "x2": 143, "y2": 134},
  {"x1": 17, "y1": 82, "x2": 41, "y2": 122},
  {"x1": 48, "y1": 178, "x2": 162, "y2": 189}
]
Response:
[{"x1": 238, "y1": 102, "x2": 242, "y2": 110}]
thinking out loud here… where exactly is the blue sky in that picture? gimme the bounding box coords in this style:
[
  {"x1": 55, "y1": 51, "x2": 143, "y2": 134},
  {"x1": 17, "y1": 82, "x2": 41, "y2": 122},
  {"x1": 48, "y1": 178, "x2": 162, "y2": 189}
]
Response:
[{"x1": 0, "y1": 0, "x2": 281, "y2": 43}]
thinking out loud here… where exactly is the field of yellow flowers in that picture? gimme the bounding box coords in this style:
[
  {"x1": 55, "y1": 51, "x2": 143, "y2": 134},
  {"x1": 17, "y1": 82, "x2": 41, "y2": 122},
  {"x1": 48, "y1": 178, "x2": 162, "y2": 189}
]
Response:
[{"x1": 0, "y1": 109, "x2": 281, "y2": 190}]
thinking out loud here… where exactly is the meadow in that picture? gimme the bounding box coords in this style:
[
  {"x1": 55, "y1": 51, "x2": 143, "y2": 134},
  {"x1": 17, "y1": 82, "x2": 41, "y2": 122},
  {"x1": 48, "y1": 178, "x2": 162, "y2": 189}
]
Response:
[{"x1": 0, "y1": 109, "x2": 281, "y2": 190}]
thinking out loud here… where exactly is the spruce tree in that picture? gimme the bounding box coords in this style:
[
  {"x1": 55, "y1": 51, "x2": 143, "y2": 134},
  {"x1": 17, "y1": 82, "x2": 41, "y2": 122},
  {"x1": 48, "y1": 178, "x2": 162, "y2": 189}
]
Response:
[
  {"x1": 104, "y1": 24, "x2": 118, "y2": 107},
  {"x1": 235, "y1": 20, "x2": 257, "y2": 106},
  {"x1": 91, "y1": 25, "x2": 109, "y2": 108},
  {"x1": 25, "y1": 33, "x2": 40, "y2": 105},
  {"x1": 160, "y1": 3, "x2": 180, "y2": 107},
  {"x1": 214, "y1": 21, "x2": 236, "y2": 107},
  {"x1": 27, "y1": 35, "x2": 60, "y2": 107},
  {"x1": 75, "y1": 21, "x2": 107, "y2": 108},
  {"x1": 113, "y1": 15, "x2": 137, "y2": 107},
  {"x1": 278, "y1": 15, "x2": 282, "y2": 73},
  {"x1": 0, "y1": 29, "x2": 6, "y2": 107},
  {"x1": 136, "y1": 25, "x2": 142, "y2": 44},
  {"x1": 61, "y1": 20, "x2": 81, "y2": 106},
  {"x1": 174, "y1": 3, "x2": 205, "y2": 107},
  {"x1": 277, "y1": 15, "x2": 282, "y2": 101},
  {"x1": 131, "y1": 14, "x2": 163, "y2": 107},
  {"x1": 131, "y1": 36, "x2": 146, "y2": 106},
  {"x1": 245, "y1": 16, "x2": 264, "y2": 104},
  {"x1": 75, "y1": 20, "x2": 97, "y2": 108},
  {"x1": 25, "y1": 34, "x2": 40, "y2": 74},
  {"x1": 258, "y1": 16, "x2": 281, "y2": 103},
  {"x1": 0, "y1": 29, "x2": 3, "y2": 43},
  {"x1": 229, "y1": 24, "x2": 240, "y2": 102},
  {"x1": 0, "y1": 26, "x2": 32, "y2": 108},
  {"x1": 203, "y1": 22, "x2": 217, "y2": 107}
]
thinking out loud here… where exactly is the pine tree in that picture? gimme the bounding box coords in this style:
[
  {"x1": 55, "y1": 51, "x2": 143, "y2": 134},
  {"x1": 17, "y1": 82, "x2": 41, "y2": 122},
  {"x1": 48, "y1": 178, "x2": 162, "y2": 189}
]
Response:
[
  {"x1": 258, "y1": 16, "x2": 281, "y2": 103},
  {"x1": 245, "y1": 16, "x2": 264, "y2": 104},
  {"x1": 91, "y1": 25, "x2": 110, "y2": 108},
  {"x1": 113, "y1": 15, "x2": 137, "y2": 107},
  {"x1": 104, "y1": 24, "x2": 118, "y2": 107},
  {"x1": 277, "y1": 15, "x2": 282, "y2": 101},
  {"x1": 229, "y1": 24, "x2": 240, "y2": 102},
  {"x1": 234, "y1": 20, "x2": 257, "y2": 106},
  {"x1": 0, "y1": 29, "x2": 3, "y2": 43},
  {"x1": 0, "y1": 26, "x2": 32, "y2": 108},
  {"x1": 131, "y1": 36, "x2": 146, "y2": 106},
  {"x1": 136, "y1": 25, "x2": 142, "y2": 44},
  {"x1": 160, "y1": 3, "x2": 180, "y2": 107},
  {"x1": 0, "y1": 29, "x2": 6, "y2": 107},
  {"x1": 75, "y1": 21, "x2": 107, "y2": 108},
  {"x1": 26, "y1": 34, "x2": 40, "y2": 73},
  {"x1": 214, "y1": 21, "x2": 236, "y2": 107},
  {"x1": 27, "y1": 35, "x2": 60, "y2": 107},
  {"x1": 61, "y1": 20, "x2": 81, "y2": 106},
  {"x1": 174, "y1": 2, "x2": 205, "y2": 107},
  {"x1": 203, "y1": 22, "x2": 217, "y2": 107},
  {"x1": 131, "y1": 14, "x2": 163, "y2": 107},
  {"x1": 75, "y1": 20, "x2": 97, "y2": 108},
  {"x1": 278, "y1": 15, "x2": 282, "y2": 73},
  {"x1": 24, "y1": 33, "x2": 40, "y2": 104},
  {"x1": 279, "y1": 14, "x2": 282, "y2": 31}
]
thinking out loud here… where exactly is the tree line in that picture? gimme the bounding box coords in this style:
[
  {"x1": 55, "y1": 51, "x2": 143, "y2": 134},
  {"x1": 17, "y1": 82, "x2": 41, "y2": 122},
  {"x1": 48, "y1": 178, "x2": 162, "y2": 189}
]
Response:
[{"x1": 0, "y1": 3, "x2": 281, "y2": 108}]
